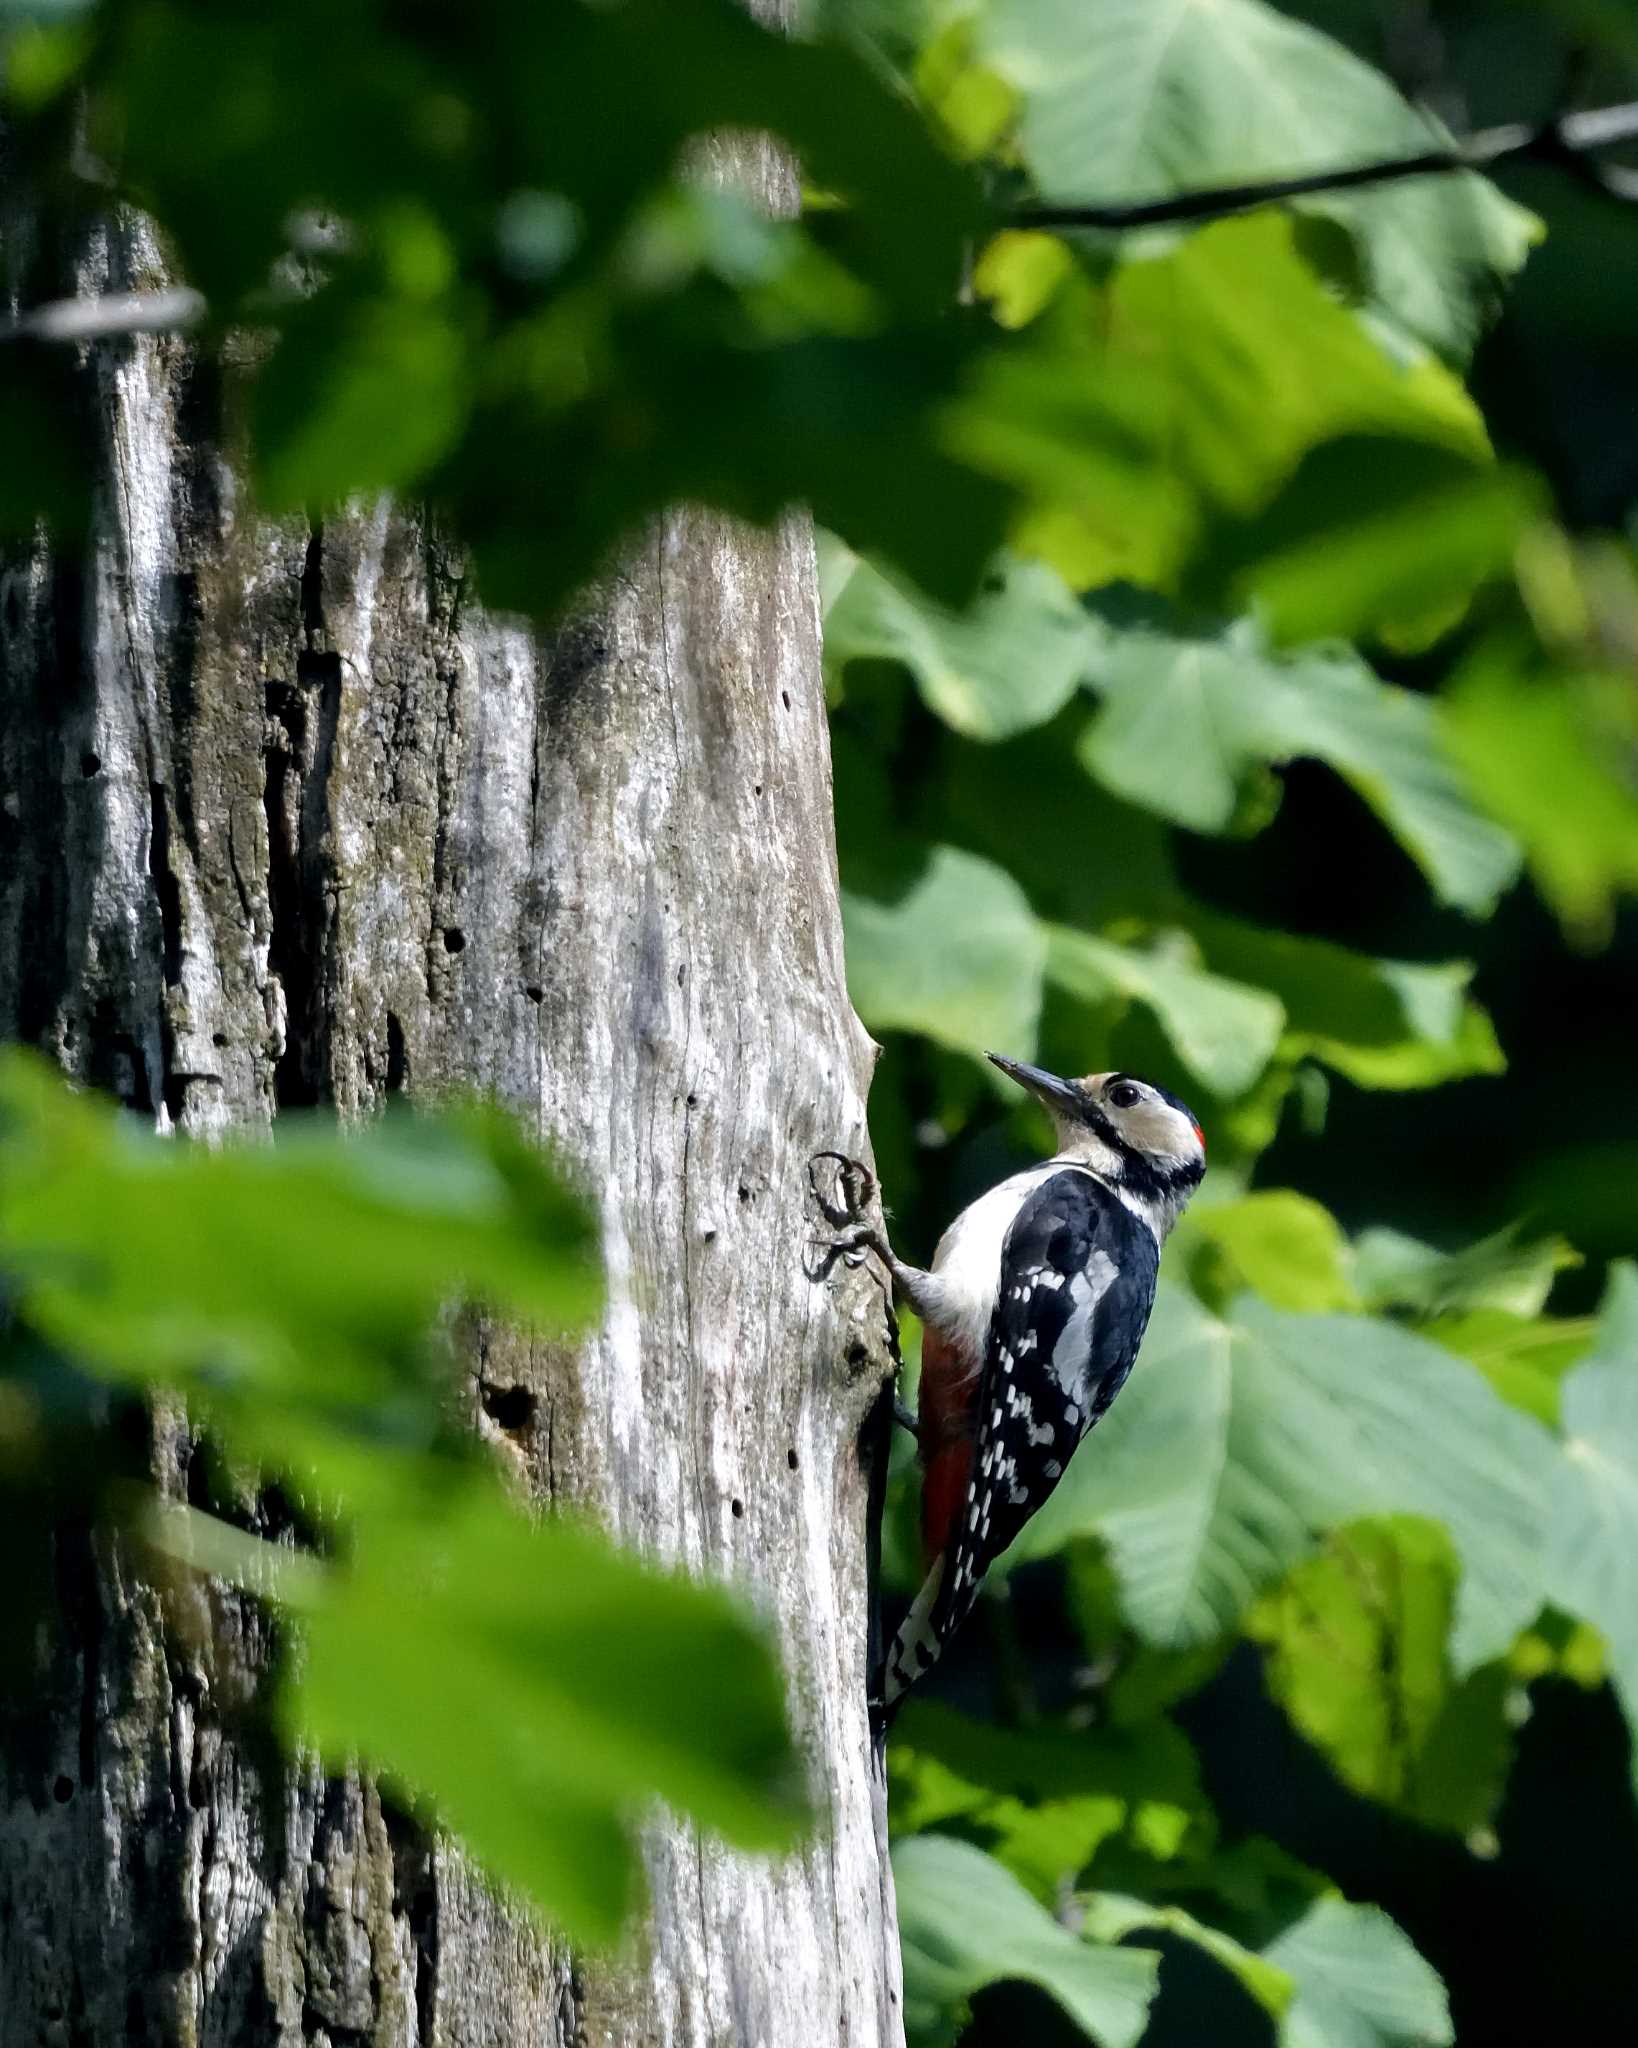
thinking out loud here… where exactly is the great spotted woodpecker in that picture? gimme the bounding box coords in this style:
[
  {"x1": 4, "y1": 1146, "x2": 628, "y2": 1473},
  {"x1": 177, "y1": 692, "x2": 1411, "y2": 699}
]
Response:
[{"x1": 815, "y1": 1054, "x2": 1205, "y2": 1721}]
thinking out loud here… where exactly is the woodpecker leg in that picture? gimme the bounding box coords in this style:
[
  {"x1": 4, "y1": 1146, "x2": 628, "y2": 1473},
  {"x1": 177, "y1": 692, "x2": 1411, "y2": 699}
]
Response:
[
  {"x1": 892, "y1": 1396, "x2": 921, "y2": 1442},
  {"x1": 812, "y1": 1218, "x2": 948, "y2": 1326}
]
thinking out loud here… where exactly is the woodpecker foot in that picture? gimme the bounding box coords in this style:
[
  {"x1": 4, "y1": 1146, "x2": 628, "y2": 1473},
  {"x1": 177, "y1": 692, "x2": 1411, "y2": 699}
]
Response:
[
  {"x1": 803, "y1": 1220, "x2": 888, "y2": 1283},
  {"x1": 808, "y1": 1150, "x2": 876, "y2": 1230},
  {"x1": 892, "y1": 1396, "x2": 921, "y2": 1441}
]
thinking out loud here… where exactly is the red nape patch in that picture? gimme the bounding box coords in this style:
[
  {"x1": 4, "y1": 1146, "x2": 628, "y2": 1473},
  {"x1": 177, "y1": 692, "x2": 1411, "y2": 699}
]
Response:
[{"x1": 1193, "y1": 1121, "x2": 1206, "y2": 1150}]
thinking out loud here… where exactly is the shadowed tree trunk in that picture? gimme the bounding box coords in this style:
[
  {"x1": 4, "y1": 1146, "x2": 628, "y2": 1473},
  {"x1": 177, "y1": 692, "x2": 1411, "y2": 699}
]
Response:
[{"x1": 0, "y1": 87, "x2": 905, "y2": 2048}]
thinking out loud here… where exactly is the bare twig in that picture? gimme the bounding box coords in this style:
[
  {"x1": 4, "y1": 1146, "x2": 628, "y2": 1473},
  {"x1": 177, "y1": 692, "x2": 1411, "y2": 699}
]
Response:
[
  {"x1": 1010, "y1": 98, "x2": 1638, "y2": 233},
  {"x1": 0, "y1": 285, "x2": 206, "y2": 346}
]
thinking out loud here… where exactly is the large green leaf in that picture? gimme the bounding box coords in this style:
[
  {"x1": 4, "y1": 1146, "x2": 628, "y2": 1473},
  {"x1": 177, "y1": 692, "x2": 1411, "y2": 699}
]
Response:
[
  {"x1": 956, "y1": 213, "x2": 1493, "y2": 598},
  {"x1": 889, "y1": 1700, "x2": 1208, "y2": 1893},
  {"x1": 1267, "y1": 1894, "x2": 1453, "y2": 2048},
  {"x1": 1353, "y1": 1225, "x2": 1578, "y2": 1320},
  {"x1": 1007, "y1": 1282, "x2": 1555, "y2": 1670},
  {"x1": 1442, "y1": 640, "x2": 1638, "y2": 943},
  {"x1": 1045, "y1": 926, "x2": 1284, "y2": 1098},
  {"x1": 293, "y1": 1481, "x2": 803, "y2": 1941},
  {"x1": 980, "y1": 0, "x2": 1538, "y2": 363},
  {"x1": 0, "y1": 1051, "x2": 600, "y2": 1468},
  {"x1": 822, "y1": 538, "x2": 1094, "y2": 741},
  {"x1": 895, "y1": 1834, "x2": 1161, "y2": 2048},
  {"x1": 1077, "y1": 616, "x2": 1520, "y2": 914},
  {"x1": 1246, "y1": 1518, "x2": 1517, "y2": 1834},
  {"x1": 1187, "y1": 917, "x2": 1504, "y2": 1090},
  {"x1": 0, "y1": 1053, "x2": 803, "y2": 1940},
  {"x1": 1083, "y1": 1886, "x2": 1451, "y2": 2048},
  {"x1": 1543, "y1": 1265, "x2": 1638, "y2": 1786},
  {"x1": 842, "y1": 841, "x2": 1046, "y2": 1057}
]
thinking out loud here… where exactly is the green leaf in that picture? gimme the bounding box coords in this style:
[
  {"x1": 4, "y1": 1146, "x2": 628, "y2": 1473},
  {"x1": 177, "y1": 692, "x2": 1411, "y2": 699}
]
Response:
[
  {"x1": 0, "y1": 1051, "x2": 600, "y2": 1467},
  {"x1": 1354, "y1": 1224, "x2": 1579, "y2": 1320},
  {"x1": 1202, "y1": 438, "x2": 1546, "y2": 647},
  {"x1": 1084, "y1": 1885, "x2": 1452, "y2": 2048},
  {"x1": 1077, "y1": 616, "x2": 1520, "y2": 914},
  {"x1": 1080, "y1": 1893, "x2": 1294, "y2": 2022},
  {"x1": 1442, "y1": 641, "x2": 1638, "y2": 943},
  {"x1": 1180, "y1": 917, "x2": 1504, "y2": 1092},
  {"x1": 255, "y1": 288, "x2": 472, "y2": 511},
  {"x1": 980, "y1": 0, "x2": 1537, "y2": 363},
  {"x1": 889, "y1": 1700, "x2": 1208, "y2": 1892},
  {"x1": 895, "y1": 1834, "x2": 1161, "y2": 2048},
  {"x1": 1266, "y1": 1894, "x2": 1453, "y2": 2048},
  {"x1": 1424, "y1": 1310, "x2": 1596, "y2": 1430},
  {"x1": 294, "y1": 1481, "x2": 803, "y2": 1944},
  {"x1": 822, "y1": 538, "x2": 1094, "y2": 741},
  {"x1": 1183, "y1": 1192, "x2": 1358, "y2": 1314},
  {"x1": 1007, "y1": 1282, "x2": 1556, "y2": 1670},
  {"x1": 1543, "y1": 1264, "x2": 1638, "y2": 1789},
  {"x1": 1246, "y1": 1518, "x2": 1517, "y2": 1834},
  {"x1": 842, "y1": 842, "x2": 1046, "y2": 1058},
  {"x1": 1045, "y1": 926, "x2": 1284, "y2": 1098}
]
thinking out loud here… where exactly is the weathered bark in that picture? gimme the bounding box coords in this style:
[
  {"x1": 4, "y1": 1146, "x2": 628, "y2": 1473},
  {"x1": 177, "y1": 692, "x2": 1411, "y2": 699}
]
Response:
[{"x1": 0, "y1": 123, "x2": 902, "y2": 2048}]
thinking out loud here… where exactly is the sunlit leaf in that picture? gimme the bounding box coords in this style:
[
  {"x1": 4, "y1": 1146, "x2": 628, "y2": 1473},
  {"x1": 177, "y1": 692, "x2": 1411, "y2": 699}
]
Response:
[
  {"x1": 889, "y1": 1700, "x2": 1208, "y2": 1894},
  {"x1": 1543, "y1": 1265, "x2": 1638, "y2": 1789},
  {"x1": 1185, "y1": 917, "x2": 1505, "y2": 1092},
  {"x1": 1077, "y1": 615, "x2": 1520, "y2": 914},
  {"x1": 1354, "y1": 1224, "x2": 1579, "y2": 1320},
  {"x1": 1045, "y1": 926, "x2": 1284, "y2": 1098},
  {"x1": 821, "y1": 538, "x2": 1093, "y2": 740},
  {"x1": 1267, "y1": 1894, "x2": 1453, "y2": 2048},
  {"x1": 895, "y1": 1834, "x2": 1160, "y2": 2048},
  {"x1": 1442, "y1": 640, "x2": 1638, "y2": 943},
  {"x1": 1183, "y1": 1192, "x2": 1358, "y2": 1314},
  {"x1": 980, "y1": 0, "x2": 1537, "y2": 362},
  {"x1": 842, "y1": 842, "x2": 1046, "y2": 1058},
  {"x1": 1007, "y1": 1281, "x2": 1556, "y2": 1670},
  {"x1": 1247, "y1": 1518, "x2": 1517, "y2": 1834}
]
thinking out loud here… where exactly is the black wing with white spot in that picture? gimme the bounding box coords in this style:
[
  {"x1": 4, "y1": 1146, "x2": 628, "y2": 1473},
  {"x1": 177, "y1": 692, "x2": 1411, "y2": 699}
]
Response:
[{"x1": 934, "y1": 1167, "x2": 1159, "y2": 1641}]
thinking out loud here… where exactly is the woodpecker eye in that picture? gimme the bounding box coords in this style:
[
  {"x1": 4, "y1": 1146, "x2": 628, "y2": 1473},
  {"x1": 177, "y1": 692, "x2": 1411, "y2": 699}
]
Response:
[{"x1": 1108, "y1": 1081, "x2": 1142, "y2": 1110}]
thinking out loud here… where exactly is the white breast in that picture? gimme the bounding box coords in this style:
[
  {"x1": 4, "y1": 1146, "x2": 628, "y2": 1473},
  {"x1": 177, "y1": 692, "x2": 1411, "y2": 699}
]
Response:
[{"x1": 928, "y1": 1164, "x2": 1065, "y2": 1366}]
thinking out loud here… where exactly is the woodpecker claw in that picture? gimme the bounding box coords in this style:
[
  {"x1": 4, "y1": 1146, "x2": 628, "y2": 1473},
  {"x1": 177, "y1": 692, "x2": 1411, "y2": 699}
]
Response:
[
  {"x1": 892, "y1": 1396, "x2": 921, "y2": 1441},
  {"x1": 804, "y1": 1221, "x2": 883, "y2": 1283},
  {"x1": 807, "y1": 1149, "x2": 876, "y2": 1229}
]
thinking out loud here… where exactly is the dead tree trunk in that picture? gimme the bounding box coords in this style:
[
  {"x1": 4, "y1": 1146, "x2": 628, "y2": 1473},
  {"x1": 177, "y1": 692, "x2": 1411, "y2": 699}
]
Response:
[{"x1": 0, "y1": 134, "x2": 903, "y2": 2048}]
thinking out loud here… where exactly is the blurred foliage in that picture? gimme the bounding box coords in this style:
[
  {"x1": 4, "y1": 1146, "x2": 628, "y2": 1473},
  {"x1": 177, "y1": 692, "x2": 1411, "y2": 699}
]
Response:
[
  {"x1": 4, "y1": 0, "x2": 1638, "y2": 2041},
  {"x1": 0, "y1": 1053, "x2": 802, "y2": 1943}
]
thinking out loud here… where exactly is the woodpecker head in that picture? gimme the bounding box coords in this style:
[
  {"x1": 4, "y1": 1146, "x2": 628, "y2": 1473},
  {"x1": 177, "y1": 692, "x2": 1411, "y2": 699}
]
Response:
[{"x1": 988, "y1": 1054, "x2": 1206, "y2": 1231}]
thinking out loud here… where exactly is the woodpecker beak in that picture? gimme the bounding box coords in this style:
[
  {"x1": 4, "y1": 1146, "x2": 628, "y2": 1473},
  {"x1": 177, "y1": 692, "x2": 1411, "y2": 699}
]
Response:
[{"x1": 987, "y1": 1052, "x2": 1083, "y2": 1118}]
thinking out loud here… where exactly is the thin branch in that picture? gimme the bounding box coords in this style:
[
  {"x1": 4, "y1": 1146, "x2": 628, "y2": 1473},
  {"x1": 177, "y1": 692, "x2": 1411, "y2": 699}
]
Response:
[
  {"x1": 1011, "y1": 98, "x2": 1638, "y2": 233},
  {"x1": 0, "y1": 285, "x2": 206, "y2": 346}
]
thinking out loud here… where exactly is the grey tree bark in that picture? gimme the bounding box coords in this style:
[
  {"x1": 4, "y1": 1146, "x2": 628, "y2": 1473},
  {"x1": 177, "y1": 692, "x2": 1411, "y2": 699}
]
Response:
[{"x1": 0, "y1": 94, "x2": 904, "y2": 2048}]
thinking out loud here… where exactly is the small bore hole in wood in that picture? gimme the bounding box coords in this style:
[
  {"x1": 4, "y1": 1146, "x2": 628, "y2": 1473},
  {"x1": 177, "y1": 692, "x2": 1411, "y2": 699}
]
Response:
[
  {"x1": 80, "y1": 752, "x2": 101, "y2": 778},
  {"x1": 731, "y1": 1498, "x2": 744, "y2": 1519},
  {"x1": 480, "y1": 1383, "x2": 536, "y2": 1432},
  {"x1": 781, "y1": 690, "x2": 791, "y2": 709},
  {"x1": 442, "y1": 926, "x2": 466, "y2": 954},
  {"x1": 846, "y1": 1339, "x2": 869, "y2": 1370},
  {"x1": 212, "y1": 1032, "x2": 228, "y2": 1048},
  {"x1": 753, "y1": 783, "x2": 763, "y2": 797},
  {"x1": 686, "y1": 1093, "x2": 698, "y2": 1109},
  {"x1": 524, "y1": 984, "x2": 544, "y2": 1005},
  {"x1": 738, "y1": 1184, "x2": 752, "y2": 1204},
  {"x1": 787, "y1": 1449, "x2": 799, "y2": 1472},
  {"x1": 53, "y1": 1775, "x2": 73, "y2": 1804}
]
